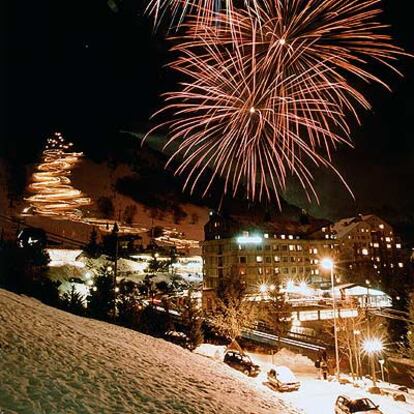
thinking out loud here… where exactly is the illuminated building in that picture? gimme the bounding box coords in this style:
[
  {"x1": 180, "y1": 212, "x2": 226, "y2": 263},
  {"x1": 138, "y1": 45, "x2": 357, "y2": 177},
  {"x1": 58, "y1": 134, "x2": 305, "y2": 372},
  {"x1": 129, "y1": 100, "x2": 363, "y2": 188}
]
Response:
[{"x1": 202, "y1": 212, "x2": 336, "y2": 297}]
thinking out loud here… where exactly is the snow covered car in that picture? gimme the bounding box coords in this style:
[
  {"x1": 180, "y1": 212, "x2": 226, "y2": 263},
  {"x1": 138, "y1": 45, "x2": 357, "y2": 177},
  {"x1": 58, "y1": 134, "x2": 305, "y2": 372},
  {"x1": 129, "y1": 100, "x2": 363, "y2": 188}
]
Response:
[
  {"x1": 267, "y1": 366, "x2": 300, "y2": 392},
  {"x1": 335, "y1": 396, "x2": 383, "y2": 414},
  {"x1": 223, "y1": 351, "x2": 260, "y2": 377}
]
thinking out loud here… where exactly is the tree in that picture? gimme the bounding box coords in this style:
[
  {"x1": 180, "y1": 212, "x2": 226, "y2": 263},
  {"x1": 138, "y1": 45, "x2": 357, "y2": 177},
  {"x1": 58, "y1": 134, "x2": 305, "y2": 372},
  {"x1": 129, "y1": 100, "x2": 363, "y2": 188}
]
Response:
[
  {"x1": 0, "y1": 241, "x2": 49, "y2": 291},
  {"x1": 117, "y1": 280, "x2": 143, "y2": 330},
  {"x1": 97, "y1": 196, "x2": 114, "y2": 219},
  {"x1": 181, "y1": 289, "x2": 204, "y2": 351},
  {"x1": 84, "y1": 228, "x2": 100, "y2": 258},
  {"x1": 87, "y1": 267, "x2": 114, "y2": 321},
  {"x1": 61, "y1": 285, "x2": 86, "y2": 316},
  {"x1": 209, "y1": 270, "x2": 256, "y2": 343},
  {"x1": 123, "y1": 205, "x2": 137, "y2": 225},
  {"x1": 263, "y1": 285, "x2": 292, "y2": 340},
  {"x1": 399, "y1": 293, "x2": 414, "y2": 360}
]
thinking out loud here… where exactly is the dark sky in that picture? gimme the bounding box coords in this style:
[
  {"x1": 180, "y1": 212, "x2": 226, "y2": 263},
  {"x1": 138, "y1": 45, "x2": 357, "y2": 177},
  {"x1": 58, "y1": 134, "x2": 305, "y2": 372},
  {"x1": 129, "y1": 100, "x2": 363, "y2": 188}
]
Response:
[{"x1": 2, "y1": 0, "x2": 414, "y2": 223}]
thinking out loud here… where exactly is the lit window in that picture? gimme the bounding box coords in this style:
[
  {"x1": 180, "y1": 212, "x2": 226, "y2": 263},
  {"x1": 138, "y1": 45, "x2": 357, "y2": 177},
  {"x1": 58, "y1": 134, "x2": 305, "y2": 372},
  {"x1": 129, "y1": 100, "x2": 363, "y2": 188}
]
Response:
[
  {"x1": 373, "y1": 243, "x2": 379, "y2": 248},
  {"x1": 398, "y1": 263, "x2": 404, "y2": 268},
  {"x1": 387, "y1": 244, "x2": 392, "y2": 249},
  {"x1": 288, "y1": 235, "x2": 294, "y2": 240},
  {"x1": 274, "y1": 256, "x2": 280, "y2": 262},
  {"x1": 396, "y1": 244, "x2": 401, "y2": 249},
  {"x1": 258, "y1": 267, "x2": 263, "y2": 275},
  {"x1": 256, "y1": 256, "x2": 263, "y2": 263},
  {"x1": 281, "y1": 235, "x2": 286, "y2": 240},
  {"x1": 264, "y1": 233, "x2": 269, "y2": 239},
  {"x1": 274, "y1": 267, "x2": 280, "y2": 274},
  {"x1": 385, "y1": 237, "x2": 391, "y2": 242},
  {"x1": 362, "y1": 248, "x2": 369, "y2": 256},
  {"x1": 379, "y1": 224, "x2": 385, "y2": 230},
  {"x1": 289, "y1": 245, "x2": 295, "y2": 251}
]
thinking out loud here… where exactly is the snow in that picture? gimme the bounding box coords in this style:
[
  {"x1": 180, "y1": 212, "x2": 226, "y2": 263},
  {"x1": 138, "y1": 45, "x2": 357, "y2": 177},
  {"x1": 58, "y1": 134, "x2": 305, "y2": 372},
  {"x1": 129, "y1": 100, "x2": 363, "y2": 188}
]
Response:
[
  {"x1": 0, "y1": 289, "x2": 298, "y2": 414},
  {"x1": 197, "y1": 345, "x2": 414, "y2": 414}
]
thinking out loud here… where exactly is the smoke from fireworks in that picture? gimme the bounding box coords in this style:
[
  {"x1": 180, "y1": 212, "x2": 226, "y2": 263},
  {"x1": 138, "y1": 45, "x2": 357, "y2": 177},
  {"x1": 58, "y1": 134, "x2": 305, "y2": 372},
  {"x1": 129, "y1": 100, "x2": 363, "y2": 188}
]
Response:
[
  {"x1": 146, "y1": 0, "x2": 407, "y2": 203},
  {"x1": 25, "y1": 133, "x2": 91, "y2": 219}
]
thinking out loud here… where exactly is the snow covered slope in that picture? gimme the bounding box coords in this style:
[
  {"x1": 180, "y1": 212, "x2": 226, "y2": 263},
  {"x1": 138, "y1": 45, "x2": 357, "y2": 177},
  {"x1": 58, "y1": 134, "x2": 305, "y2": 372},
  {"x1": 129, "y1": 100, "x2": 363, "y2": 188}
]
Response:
[{"x1": 0, "y1": 290, "x2": 297, "y2": 414}]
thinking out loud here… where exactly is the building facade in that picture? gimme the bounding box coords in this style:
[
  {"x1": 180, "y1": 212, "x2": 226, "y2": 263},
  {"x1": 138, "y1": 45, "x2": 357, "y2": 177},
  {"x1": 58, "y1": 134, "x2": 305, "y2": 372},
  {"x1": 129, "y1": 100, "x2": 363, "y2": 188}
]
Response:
[
  {"x1": 332, "y1": 214, "x2": 404, "y2": 283},
  {"x1": 202, "y1": 212, "x2": 336, "y2": 296}
]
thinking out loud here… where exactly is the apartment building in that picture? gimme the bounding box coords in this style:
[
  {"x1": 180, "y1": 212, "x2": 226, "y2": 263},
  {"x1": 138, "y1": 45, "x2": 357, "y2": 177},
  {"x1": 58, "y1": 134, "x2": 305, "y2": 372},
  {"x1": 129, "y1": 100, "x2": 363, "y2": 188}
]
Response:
[{"x1": 202, "y1": 212, "x2": 336, "y2": 296}]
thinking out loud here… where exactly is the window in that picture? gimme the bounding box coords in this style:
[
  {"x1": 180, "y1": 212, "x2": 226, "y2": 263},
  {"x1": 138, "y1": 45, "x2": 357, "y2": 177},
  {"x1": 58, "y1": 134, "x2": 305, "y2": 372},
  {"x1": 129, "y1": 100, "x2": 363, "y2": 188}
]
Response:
[
  {"x1": 396, "y1": 243, "x2": 401, "y2": 249},
  {"x1": 274, "y1": 267, "x2": 280, "y2": 275},
  {"x1": 274, "y1": 256, "x2": 280, "y2": 262},
  {"x1": 272, "y1": 245, "x2": 279, "y2": 251},
  {"x1": 379, "y1": 224, "x2": 385, "y2": 230},
  {"x1": 282, "y1": 267, "x2": 289, "y2": 274},
  {"x1": 264, "y1": 245, "x2": 271, "y2": 251},
  {"x1": 282, "y1": 256, "x2": 288, "y2": 263},
  {"x1": 239, "y1": 256, "x2": 247, "y2": 264},
  {"x1": 281, "y1": 245, "x2": 288, "y2": 251},
  {"x1": 239, "y1": 268, "x2": 246, "y2": 276},
  {"x1": 296, "y1": 245, "x2": 303, "y2": 251},
  {"x1": 291, "y1": 267, "x2": 297, "y2": 273},
  {"x1": 258, "y1": 267, "x2": 263, "y2": 275},
  {"x1": 264, "y1": 233, "x2": 269, "y2": 239},
  {"x1": 256, "y1": 256, "x2": 263, "y2": 263},
  {"x1": 398, "y1": 262, "x2": 404, "y2": 268},
  {"x1": 265, "y1": 256, "x2": 272, "y2": 264},
  {"x1": 289, "y1": 244, "x2": 296, "y2": 251},
  {"x1": 256, "y1": 245, "x2": 263, "y2": 251}
]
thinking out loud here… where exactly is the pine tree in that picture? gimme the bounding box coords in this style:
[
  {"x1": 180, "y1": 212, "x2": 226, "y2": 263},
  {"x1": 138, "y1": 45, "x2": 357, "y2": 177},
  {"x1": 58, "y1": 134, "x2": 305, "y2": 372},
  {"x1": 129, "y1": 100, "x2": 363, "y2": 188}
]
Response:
[
  {"x1": 117, "y1": 280, "x2": 143, "y2": 329},
  {"x1": 61, "y1": 285, "x2": 86, "y2": 316},
  {"x1": 87, "y1": 267, "x2": 115, "y2": 321},
  {"x1": 264, "y1": 284, "x2": 292, "y2": 340},
  {"x1": 182, "y1": 289, "x2": 204, "y2": 351},
  {"x1": 84, "y1": 228, "x2": 100, "y2": 258}
]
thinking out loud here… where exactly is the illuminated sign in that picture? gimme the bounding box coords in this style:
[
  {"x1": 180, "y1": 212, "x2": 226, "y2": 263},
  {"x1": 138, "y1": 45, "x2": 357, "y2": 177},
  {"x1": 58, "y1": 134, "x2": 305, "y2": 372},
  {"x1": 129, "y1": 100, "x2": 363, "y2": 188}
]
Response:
[{"x1": 236, "y1": 236, "x2": 263, "y2": 244}]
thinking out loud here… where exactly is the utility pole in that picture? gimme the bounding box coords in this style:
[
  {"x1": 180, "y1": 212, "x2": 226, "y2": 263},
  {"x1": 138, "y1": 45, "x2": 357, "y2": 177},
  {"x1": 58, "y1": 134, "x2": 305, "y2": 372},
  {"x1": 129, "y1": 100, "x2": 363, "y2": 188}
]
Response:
[{"x1": 113, "y1": 222, "x2": 119, "y2": 320}]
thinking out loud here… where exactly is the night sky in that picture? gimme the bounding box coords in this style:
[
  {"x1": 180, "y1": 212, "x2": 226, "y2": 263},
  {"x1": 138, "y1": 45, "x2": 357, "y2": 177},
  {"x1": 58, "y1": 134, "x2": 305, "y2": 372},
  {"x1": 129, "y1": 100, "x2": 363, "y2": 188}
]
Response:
[{"x1": 2, "y1": 0, "x2": 414, "y2": 225}]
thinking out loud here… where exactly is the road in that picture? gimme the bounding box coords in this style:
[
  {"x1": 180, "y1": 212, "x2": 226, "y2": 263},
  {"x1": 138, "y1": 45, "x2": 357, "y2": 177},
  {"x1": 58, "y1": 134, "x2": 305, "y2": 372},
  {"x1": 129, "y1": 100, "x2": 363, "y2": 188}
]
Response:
[{"x1": 249, "y1": 352, "x2": 414, "y2": 414}]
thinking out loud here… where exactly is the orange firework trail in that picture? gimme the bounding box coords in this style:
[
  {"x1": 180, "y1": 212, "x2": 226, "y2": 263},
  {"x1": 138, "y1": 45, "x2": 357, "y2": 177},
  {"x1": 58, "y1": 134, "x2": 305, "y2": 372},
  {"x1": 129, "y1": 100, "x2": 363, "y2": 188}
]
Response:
[
  {"x1": 25, "y1": 133, "x2": 91, "y2": 219},
  {"x1": 147, "y1": 32, "x2": 352, "y2": 205},
  {"x1": 146, "y1": 0, "x2": 257, "y2": 29},
  {"x1": 146, "y1": 0, "x2": 408, "y2": 204}
]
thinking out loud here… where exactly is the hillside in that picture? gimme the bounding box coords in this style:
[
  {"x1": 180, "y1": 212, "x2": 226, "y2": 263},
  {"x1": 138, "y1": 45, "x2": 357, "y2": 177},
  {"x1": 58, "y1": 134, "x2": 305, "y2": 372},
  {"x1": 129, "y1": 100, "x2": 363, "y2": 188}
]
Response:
[{"x1": 0, "y1": 289, "x2": 298, "y2": 414}]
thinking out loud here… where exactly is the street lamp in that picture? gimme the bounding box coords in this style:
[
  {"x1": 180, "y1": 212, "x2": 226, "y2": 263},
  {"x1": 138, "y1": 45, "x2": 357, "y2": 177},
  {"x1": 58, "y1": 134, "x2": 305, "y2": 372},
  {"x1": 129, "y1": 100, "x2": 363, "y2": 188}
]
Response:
[
  {"x1": 259, "y1": 283, "x2": 268, "y2": 294},
  {"x1": 321, "y1": 257, "x2": 340, "y2": 380},
  {"x1": 362, "y1": 337, "x2": 384, "y2": 386}
]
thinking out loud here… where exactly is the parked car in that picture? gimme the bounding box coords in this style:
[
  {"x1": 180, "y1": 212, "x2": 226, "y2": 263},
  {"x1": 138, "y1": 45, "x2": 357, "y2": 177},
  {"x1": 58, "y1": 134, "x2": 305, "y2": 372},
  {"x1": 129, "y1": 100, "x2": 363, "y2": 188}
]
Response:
[
  {"x1": 223, "y1": 351, "x2": 260, "y2": 377},
  {"x1": 335, "y1": 396, "x2": 383, "y2": 414},
  {"x1": 267, "y1": 366, "x2": 301, "y2": 391}
]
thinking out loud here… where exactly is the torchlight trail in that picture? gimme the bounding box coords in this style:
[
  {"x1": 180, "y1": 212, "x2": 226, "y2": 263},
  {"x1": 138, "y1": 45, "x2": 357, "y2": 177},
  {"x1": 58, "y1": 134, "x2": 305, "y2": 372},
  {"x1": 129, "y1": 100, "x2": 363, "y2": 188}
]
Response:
[{"x1": 25, "y1": 133, "x2": 91, "y2": 220}]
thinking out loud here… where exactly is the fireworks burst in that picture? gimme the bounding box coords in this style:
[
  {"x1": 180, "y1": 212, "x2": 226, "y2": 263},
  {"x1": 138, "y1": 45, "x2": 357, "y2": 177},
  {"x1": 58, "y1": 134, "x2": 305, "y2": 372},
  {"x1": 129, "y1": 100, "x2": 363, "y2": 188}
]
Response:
[
  {"x1": 147, "y1": 31, "x2": 353, "y2": 204},
  {"x1": 146, "y1": 0, "x2": 407, "y2": 203},
  {"x1": 146, "y1": 0, "x2": 258, "y2": 29},
  {"x1": 25, "y1": 133, "x2": 91, "y2": 219}
]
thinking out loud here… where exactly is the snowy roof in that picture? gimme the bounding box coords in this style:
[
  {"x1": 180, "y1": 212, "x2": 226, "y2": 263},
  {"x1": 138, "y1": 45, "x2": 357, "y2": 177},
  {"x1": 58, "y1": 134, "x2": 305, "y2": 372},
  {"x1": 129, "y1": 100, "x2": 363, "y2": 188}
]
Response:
[
  {"x1": 335, "y1": 284, "x2": 387, "y2": 297},
  {"x1": 332, "y1": 215, "x2": 374, "y2": 239}
]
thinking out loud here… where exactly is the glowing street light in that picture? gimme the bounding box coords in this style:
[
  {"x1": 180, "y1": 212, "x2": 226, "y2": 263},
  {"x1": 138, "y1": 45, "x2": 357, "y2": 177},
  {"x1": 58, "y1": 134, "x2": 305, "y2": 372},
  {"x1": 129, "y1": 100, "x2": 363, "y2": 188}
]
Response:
[
  {"x1": 362, "y1": 338, "x2": 384, "y2": 354},
  {"x1": 259, "y1": 283, "x2": 268, "y2": 294},
  {"x1": 362, "y1": 337, "x2": 384, "y2": 386},
  {"x1": 321, "y1": 258, "x2": 334, "y2": 271},
  {"x1": 320, "y1": 257, "x2": 340, "y2": 380}
]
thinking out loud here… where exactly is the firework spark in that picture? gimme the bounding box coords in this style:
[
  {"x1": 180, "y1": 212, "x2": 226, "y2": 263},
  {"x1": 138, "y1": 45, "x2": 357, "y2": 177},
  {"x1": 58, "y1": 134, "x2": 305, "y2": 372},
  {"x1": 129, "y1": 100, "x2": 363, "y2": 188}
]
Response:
[
  {"x1": 147, "y1": 30, "x2": 353, "y2": 205},
  {"x1": 25, "y1": 133, "x2": 91, "y2": 219},
  {"x1": 146, "y1": 0, "x2": 407, "y2": 203},
  {"x1": 145, "y1": 0, "x2": 258, "y2": 29}
]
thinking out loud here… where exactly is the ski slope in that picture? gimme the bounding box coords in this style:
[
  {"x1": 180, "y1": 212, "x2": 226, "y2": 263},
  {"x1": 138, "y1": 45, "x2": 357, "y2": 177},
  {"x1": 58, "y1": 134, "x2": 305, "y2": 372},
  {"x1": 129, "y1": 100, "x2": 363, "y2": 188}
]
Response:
[{"x1": 0, "y1": 289, "x2": 297, "y2": 414}]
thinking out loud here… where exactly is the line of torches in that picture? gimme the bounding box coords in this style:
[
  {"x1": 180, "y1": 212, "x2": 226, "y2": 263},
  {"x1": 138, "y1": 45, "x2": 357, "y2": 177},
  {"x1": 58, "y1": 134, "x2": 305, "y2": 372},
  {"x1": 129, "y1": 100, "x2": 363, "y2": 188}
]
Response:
[{"x1": 24, "y1": 132, "x2": 91, "y2": 220}]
